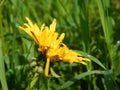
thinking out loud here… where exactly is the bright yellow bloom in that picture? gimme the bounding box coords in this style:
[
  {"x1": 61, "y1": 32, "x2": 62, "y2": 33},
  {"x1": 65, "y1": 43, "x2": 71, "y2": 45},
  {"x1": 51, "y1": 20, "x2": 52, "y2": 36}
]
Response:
[
  {"x1": 19, "y1": 17, "x2": 90, "y2": 77},
  {"x1": 47, "y1": 44, "x2": 90, "y2": 64},
  {"x1": 19, "y1": 17, "x2": 65, "y2": 53}
]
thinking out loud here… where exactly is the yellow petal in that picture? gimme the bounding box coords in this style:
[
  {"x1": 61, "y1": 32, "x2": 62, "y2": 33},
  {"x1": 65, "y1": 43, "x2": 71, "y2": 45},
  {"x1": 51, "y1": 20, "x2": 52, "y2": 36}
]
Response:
[
  {"x1": 41, "y1": 24, "x2": 45, "y2": 31},
  {"x1": 25, "y1": 17, "x2": 33, "y2": 27},
  {"x1": 50, "y1": 19, "x2": 56, "y2": 32},
  {"x1": 44, "y1": 58, "x2": 50, "y2": 77},
  {"x1": 57, "y1": 33, "x2": 65, "y2": 44}
]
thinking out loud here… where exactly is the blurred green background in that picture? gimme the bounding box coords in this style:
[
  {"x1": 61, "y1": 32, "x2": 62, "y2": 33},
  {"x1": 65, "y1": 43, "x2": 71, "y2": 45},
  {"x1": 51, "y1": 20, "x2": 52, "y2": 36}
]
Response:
[{"x1": 0, "y1": 0, "x2": 120, "y2": 90}]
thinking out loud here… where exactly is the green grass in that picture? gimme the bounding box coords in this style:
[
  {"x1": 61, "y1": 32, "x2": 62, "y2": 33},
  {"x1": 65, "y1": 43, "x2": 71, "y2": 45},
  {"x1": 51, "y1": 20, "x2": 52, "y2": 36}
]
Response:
[
  {"x1": 0, "y1": 0, "x2": 120, "y2": 90},
  {"x1": 0, "y1": 39, "x2": 8, "y2": 90}
]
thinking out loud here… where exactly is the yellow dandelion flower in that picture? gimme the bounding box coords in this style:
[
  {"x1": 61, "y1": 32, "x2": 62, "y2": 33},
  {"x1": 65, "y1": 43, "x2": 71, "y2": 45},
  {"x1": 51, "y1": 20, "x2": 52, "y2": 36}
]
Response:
[
  {"x1": 19, "y1": 17, "x2": 65, "y2": 54},
  {"x1": 19, "y1": 17, "x2": 90, "y2": 77}
]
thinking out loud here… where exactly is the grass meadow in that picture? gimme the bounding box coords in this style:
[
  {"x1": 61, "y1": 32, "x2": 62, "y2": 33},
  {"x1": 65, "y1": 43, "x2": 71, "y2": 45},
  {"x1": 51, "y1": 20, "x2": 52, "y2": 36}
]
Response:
[{"x1": 0, "y1": 0, "x2": 120, "y2": 90}]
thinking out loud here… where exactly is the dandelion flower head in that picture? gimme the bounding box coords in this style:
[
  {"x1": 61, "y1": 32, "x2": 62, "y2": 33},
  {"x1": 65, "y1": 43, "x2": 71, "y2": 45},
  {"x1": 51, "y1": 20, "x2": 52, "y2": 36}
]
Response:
[{"x1": 19, "y1": 17, "x2": 90, "y2": 77}]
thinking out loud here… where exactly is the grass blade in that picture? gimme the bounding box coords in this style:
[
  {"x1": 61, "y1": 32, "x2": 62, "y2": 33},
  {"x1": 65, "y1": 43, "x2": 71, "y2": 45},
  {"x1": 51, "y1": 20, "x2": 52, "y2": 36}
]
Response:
[
  {"x1": 75, "y1": 50, "x2": 106, "y2": 70},
  {"x1": 103, "y1": 70, "x2": 119, "y2": 90},
  {"x1": 57, "y1": 70, "x2": 104, "y2": 90},
  {"x1": 0, "y1": 39, "x2": 8, "y2": 90},
  {"x1": 79, "y1": 0, "x2": 89, "y2": 52},
  {"x1": 26, "y1": 76, "x2": 38, "y2": 90},
  {"x1": 96, "y1": 0, "x2": 113, "y2": 65}
]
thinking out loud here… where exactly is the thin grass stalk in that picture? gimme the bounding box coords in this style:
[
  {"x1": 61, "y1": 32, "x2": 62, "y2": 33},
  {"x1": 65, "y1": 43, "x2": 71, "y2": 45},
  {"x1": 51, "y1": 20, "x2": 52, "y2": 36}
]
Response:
[
  {"x1": 79, "y1": 0, "x2": 89, "y2": 52},
  {"x1": 0, "y1": 5, "x2": 6, "y2": 58},
  {"x1": 96, "y1": 0, "x2": 113, "y2": 68},
  {"x1": 0, "y1": 39, "x2": 8, "y2": 90},
  {"x1": 0, "y1": 6, "x2": 8, "y2": 90},
  {"x1": 79, "y1": 0, "x2": 92, "y2": 90},
  {"x1": 96, "y1": 0, "x2": 117, "y2": 89},
  {"x1": 47, "y1": 78, "x2": 51, "y2": 90}
]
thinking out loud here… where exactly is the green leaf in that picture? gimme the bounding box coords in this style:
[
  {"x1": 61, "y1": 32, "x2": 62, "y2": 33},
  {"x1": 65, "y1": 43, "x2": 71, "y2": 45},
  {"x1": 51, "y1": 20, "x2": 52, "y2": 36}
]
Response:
[
  {"x1": 26, "y1": 76, "x2": 38, "y2": 90},
  {"x1": 76, "y1": 50, "x2": 106, "y2": 70},
  {"x1": 50, "y1": 67, "x2": 61, "y2": 78},
  {"x1": 57, "y1": 70, "x2": 104, "y2": 90},
  {"x1": 96, "y1": 0, "x2": 113, "y2": 66}
]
